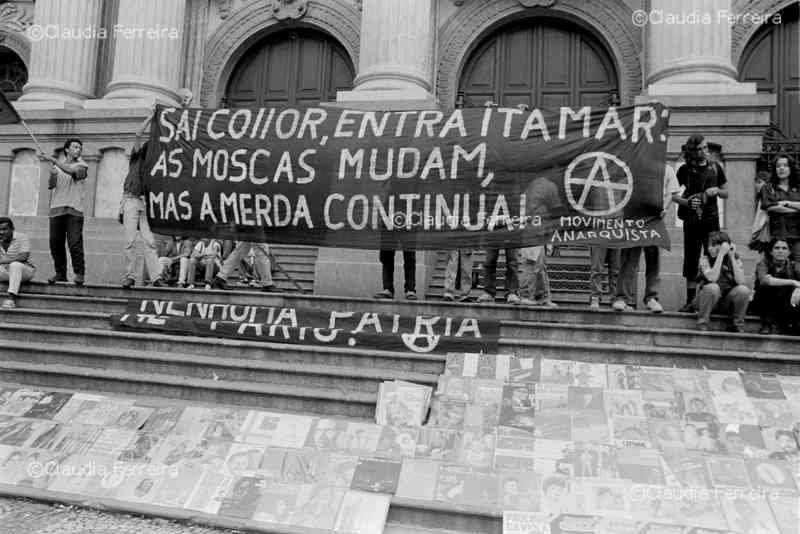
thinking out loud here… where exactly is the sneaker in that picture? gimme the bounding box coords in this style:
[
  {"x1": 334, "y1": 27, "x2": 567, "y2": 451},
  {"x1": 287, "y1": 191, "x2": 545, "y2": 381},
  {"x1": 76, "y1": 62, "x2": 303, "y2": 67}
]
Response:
[
  {"x1": 536, "y1": 299, "x2": 559, "y2": 308},
  {"x1": 250, "y1": 279, "x2": 260, "y2": 288},
  {"x1": 645, "y1": 298, "x2": 663, "y2": 313},
  {"x1": 728, "y1": 324, "x2": 745, "y2": 334},
  {"x1": 210, "y1": 276, "x2": 228, "y2": 290},
  {"x1": 48, "y1": 274, "x2": 67, "y2": 284},
  {"x1": 74, "y1": 274, "x2": 84, "y2": 286},
  {"x1": 405, "y1": 291, "x2": 418, "y2": 300},
  {"x1": 1, "y1": 298, "x2": 15, "y2": 309},
  {"x1": 204, "y1": 283, "x2": 212, "y2": 290},
  {"x1": 122, "y1": 277, "x2": 135, "y2": 289},
  {"x1": 261, "y1": 284, "x2": 277, "y2": 293},
  {"x1": 442, "y1": 292, "x2": 455, "y2": 302},
  {"x1": 589, "y1": 296, "x2": 600, "y2": 309},
  {"x1": 612, "y1": 299, "x2": 631, "y2": 312},
  {"x1": 374, "y1": 289, "x2": 394, "y2": 299},
  {"x1": 506, "y1": 294, "x2": 521, "y2": 305},
  {"x1": 187, "y1": 284, "x2": 195, "y2": 289},
  {"x1": 519, "y1": 297, "x2": 536, "y2": 306},
  {"x1": 178, "y1": 282, "x2": 187, "y2": 289},
  {"x1": 151, "y1": 278, "x2": 165, "y2": 288},
  {"x1": 696, "y1": 322, "x2": 710, "y2": 331},
  {"x1": 476, "y1": 292, "x2": 495, "y2": 303}
]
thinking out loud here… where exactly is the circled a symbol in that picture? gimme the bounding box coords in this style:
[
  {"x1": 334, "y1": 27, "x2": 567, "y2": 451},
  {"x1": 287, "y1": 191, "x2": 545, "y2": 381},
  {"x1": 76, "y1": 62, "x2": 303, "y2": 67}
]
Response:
[{"x1": 564, "y1": 152, "x2": 633, "y2": 217}]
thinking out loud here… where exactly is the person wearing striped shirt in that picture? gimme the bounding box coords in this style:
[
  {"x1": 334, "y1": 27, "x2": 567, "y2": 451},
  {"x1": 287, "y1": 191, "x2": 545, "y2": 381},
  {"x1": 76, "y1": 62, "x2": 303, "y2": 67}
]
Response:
[{"x1": 0, "y1": 217, "x2": 36, "y2": 308}]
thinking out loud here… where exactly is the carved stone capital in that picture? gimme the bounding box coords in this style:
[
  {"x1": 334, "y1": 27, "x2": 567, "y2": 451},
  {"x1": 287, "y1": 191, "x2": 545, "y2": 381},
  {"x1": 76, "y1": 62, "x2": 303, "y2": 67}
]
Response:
[
  {"x1": 518, "y1": 0, "x2": 555, "y2": 6},
  {"x1": 215, "y1": 0, "x2": 233, "y2": 20},
  {"x1": 0, "y1": 3, "x2": 33, "y2": 34},
  {"x1": 272, "y1": 0, "x2": 308, "y2": 20}
]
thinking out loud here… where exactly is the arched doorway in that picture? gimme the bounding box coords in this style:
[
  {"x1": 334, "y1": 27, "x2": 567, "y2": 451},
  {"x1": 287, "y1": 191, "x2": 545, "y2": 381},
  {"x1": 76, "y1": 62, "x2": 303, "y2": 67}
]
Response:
[
  {"x1": 224, "y1": 28, "x2": 354, "y2": 107},
  {"x1": 431, "y1": 17, "x2": 621, "y2": 301},
  {"x1": 738, "y1": 3, "x2": 799, "y2": 137},
  {"x1": 0, "y1": 46, "x2": 28, "y2": 100},
  {"x1": 458, "y1": 17, "x2": 619, "y2": 109}
]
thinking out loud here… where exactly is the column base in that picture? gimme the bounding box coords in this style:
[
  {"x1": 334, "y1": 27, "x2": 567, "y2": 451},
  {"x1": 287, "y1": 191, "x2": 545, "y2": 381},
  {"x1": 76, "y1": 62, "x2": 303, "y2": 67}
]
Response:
[
  {"x1": 17, "y1": 83, "x2": 91, "y2": 109},
  {"x1": 335, "y1": 89, "x2": 438, "y2": 110},
  {"x1": 104, "y1": 80, "x2": 181, "y2": 106},
  {"x1": 84, "y1": 98, "x2": 157, "y2": 110},
  {"x1": 12, "y1": 100, "x2": 77, "y2": 111},
  {"x1": 645, "y1": 81, "x2": 757, "y2": 96},
  {"x1": 313, "y1": 247, "x2": 433, "y2": 299}
]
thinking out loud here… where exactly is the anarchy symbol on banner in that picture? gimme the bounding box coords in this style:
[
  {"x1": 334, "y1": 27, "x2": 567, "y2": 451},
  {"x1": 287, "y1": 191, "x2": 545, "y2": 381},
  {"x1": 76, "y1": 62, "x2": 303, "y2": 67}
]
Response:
[
  {"x1": 564, "y1": 152, "x2": 634, "y2": 217},
  {"x1": 401, "y1": 332, "x2": 441, "y2": 353}
]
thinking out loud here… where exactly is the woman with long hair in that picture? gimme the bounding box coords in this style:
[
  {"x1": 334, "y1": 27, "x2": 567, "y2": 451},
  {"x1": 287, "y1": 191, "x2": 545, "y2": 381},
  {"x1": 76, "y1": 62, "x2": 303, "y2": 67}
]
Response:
[
  {"x1": 673, "y1": 134, "x2": 728, "y2": 311},
  {"x1": 752, "y1": 237, "x2": 800, "y2": 334},
  {"x1": 761, "y1": 153, "x2": 800, "y2": 260}
]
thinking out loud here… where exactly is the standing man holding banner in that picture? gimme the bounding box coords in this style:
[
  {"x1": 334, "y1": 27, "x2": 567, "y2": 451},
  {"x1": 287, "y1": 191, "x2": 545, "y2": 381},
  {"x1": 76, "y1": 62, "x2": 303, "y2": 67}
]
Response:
[
  {"x1": 375, "y1": 250, "x2": 417, "y2": 300},
  {"x1": 120, "y1": 108, "x2": 165, "y2": 288},
  {"x1": 39, "y1": 139, "x2": 89, "y2": 286},
  {"x1": 613, "y1": 165, "x2": 681, "y2": 313}
]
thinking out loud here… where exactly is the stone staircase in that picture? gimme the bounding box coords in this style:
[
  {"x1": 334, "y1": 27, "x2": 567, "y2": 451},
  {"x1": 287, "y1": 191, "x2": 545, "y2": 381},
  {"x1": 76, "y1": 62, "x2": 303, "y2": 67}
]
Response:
[
  {"x1": 11, "y1": 216, "x2": 318, "y2": 292},
  {"x1": 426, "y1": 246, "x2": 602, "y2": 304},
  {"x1": 1, "y1": 281, "x2": 799, "y2": 533}
]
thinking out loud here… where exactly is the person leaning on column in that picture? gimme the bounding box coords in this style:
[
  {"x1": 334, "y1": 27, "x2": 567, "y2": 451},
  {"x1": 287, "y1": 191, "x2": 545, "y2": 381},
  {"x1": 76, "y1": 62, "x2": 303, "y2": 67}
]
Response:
[
  {"x1": 119, "y1": 106, "x2": 166, "y2": 288},
  {"x1": 39, "y1": 138, "x2": 89, "y2": 286},
  {"x1": 0, "y1": 217, "x2": 36, "y2": 309}
]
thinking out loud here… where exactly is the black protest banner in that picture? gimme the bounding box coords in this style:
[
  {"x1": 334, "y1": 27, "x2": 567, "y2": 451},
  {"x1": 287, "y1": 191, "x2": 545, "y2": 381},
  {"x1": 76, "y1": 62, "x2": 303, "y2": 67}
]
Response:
[
  {"x1": 144, "y1": 104, "x2": 670, "y2": 250},
  {"x1": 111, "y1": 299, "x2": 499, "y2": 354}
]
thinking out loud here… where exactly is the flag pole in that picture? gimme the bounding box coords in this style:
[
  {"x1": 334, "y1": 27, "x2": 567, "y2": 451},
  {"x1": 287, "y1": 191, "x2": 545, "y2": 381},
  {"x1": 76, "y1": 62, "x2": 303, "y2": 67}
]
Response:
[{"x1": 19, "y1": 118, "x2": 46, "y2": 155}]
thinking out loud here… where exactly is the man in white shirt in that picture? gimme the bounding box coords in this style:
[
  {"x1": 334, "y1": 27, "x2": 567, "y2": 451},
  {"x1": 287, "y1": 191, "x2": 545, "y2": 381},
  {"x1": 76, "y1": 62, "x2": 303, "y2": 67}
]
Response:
[
  {"x1": 39, "y1": 138, "x2": 89, "y2": 286},
  {"x1": 0, "y1": 217, "x2": 36, "y2": 308}
]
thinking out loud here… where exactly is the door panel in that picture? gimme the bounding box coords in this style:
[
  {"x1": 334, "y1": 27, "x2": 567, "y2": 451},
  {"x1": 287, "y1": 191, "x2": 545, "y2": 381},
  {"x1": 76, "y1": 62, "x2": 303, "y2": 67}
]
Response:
[
  {"x1": 226, "y1": 29, "x2": 354, "y2": 107},
  {"x1": 739, "y1": 4, "x2": 799, "y2": 136},
  {"x1": 459, "y1": 18, "x2": 618, "y2": 109}
]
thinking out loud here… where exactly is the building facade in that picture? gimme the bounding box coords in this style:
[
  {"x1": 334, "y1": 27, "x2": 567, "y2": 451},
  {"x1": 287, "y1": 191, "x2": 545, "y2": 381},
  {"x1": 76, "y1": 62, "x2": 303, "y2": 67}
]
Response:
[{"x1": 0, "y1": 0, "x2": 797, "y2": 305}]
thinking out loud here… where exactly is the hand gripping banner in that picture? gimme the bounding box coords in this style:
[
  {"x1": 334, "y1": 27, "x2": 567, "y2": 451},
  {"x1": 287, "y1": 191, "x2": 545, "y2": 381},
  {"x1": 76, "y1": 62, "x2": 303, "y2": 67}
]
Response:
[{"x1": 144, "y1": 104, "x2": 670, "y2": 250}]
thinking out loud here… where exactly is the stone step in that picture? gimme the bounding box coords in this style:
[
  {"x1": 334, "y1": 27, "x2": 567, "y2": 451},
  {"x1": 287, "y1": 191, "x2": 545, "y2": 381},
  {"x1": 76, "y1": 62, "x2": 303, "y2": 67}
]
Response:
[
  {"x1": 0, "y1": 337, "x2": 436, "y2": 395},
  {"x1": 0, "y1": 322, "x2": 445, "y2": 374},
  {"x1": 11, "y1": 282, "x2": 763, "y2": 331},
  {"x1": 0, "y1": 359, "x2": 378, "y2": 419},
  {"x1": 0, "y1": 314, "x2": 796, "y2": 379},
  {"x1": 4, "y1": 304, "x2": 797, "y2": 357}
]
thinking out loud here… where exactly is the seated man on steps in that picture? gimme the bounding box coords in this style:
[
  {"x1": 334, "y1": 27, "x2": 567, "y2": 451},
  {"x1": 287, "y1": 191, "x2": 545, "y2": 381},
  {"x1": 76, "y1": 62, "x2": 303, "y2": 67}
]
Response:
[
  {"x1": 211, "y1": 242, "x2": 276, "y2": 292},
  {"x1": 691, "y1": 231, "x2": 750, "y2": 332},
  {"x1": 0, "y1": 217, "x2": 36, "y2": 309}
]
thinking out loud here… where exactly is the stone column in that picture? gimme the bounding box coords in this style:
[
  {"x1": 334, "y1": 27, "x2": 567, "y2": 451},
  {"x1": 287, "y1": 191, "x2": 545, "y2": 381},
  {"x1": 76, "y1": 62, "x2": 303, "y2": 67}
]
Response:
[
  {"x1": 102, "y1": 0, "x2": 186, "y2": 104},
  {"x1": 337, "y1": 0, "x2": 436, "y2": 105},
  {"x1": 645, "y1": 0, "x2": 750, "y2": 94},
  {"x1": 18, "y1": 0, "x2": 104, "y2": 107},
  {"x1": 638, "y1": 0, "x2": 774, "y2": 310},
  {"x1": 321, "y1": 0, "x2": 438, "y2": 297}
]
